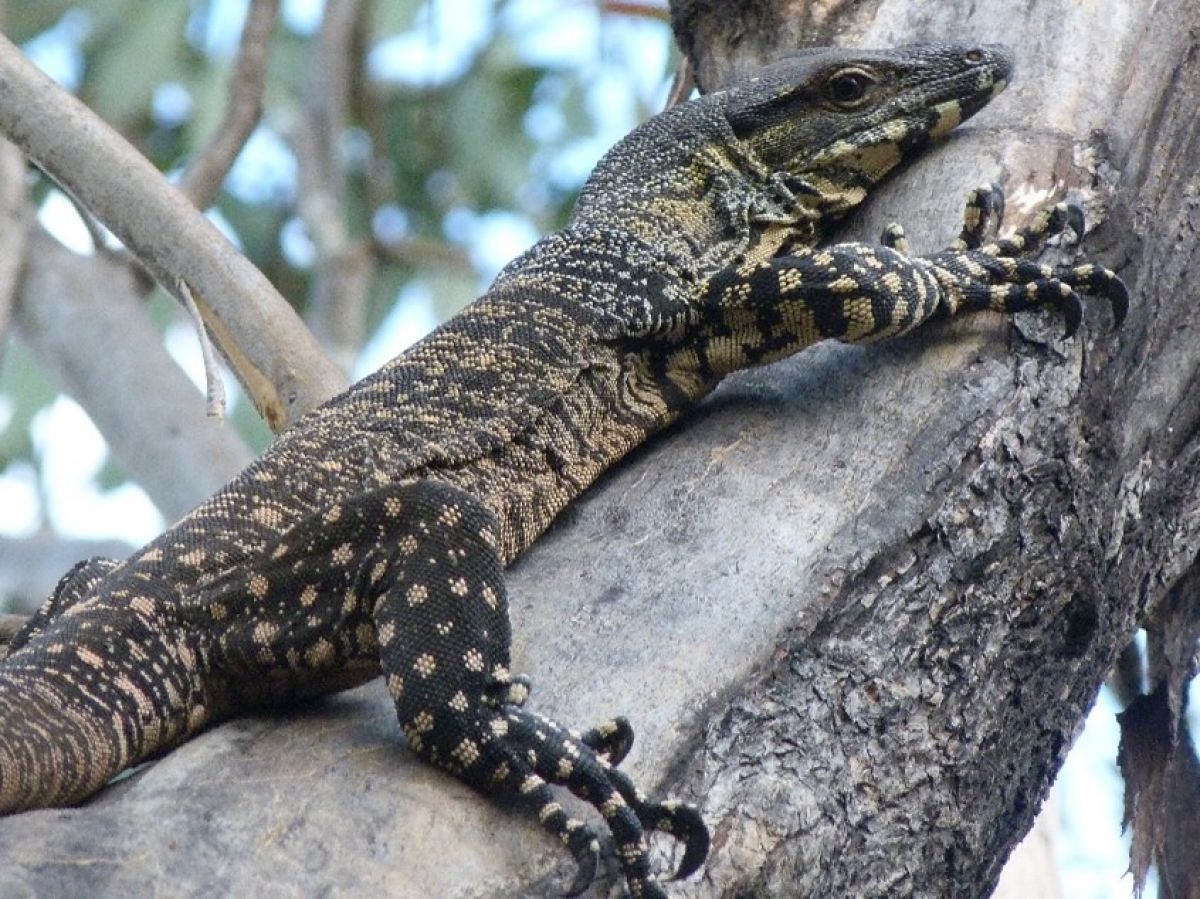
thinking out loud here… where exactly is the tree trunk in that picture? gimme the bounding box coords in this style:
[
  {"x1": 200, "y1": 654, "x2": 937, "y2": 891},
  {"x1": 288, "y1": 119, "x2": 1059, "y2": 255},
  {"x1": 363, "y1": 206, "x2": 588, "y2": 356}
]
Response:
[{"x1": 0, "y1": 1, "x2": 1196, "y2": 896}]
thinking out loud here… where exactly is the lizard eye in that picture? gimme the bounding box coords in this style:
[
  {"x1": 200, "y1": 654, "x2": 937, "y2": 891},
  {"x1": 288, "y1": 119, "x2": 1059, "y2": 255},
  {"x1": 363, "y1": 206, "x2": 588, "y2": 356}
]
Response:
[{"x1": 824, "y1": 69, "x2": 876, "y2": 108}]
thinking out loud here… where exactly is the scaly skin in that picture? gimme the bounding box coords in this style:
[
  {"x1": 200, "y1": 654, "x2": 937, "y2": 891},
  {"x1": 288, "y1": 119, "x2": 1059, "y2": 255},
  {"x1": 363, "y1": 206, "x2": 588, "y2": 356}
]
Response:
[{"x1": 0, "y1": 44, "x2": 1127, "y2": 897}]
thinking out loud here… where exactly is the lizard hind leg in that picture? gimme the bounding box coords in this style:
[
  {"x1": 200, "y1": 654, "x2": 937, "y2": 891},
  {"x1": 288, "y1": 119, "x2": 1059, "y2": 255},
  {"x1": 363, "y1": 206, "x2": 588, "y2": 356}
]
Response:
[
  {"x1": 5, "y1": 556, "x2": 123, "y2": 658},
  {"x1": 373, "y1": 479, "x2": 706, "y2": 898}
]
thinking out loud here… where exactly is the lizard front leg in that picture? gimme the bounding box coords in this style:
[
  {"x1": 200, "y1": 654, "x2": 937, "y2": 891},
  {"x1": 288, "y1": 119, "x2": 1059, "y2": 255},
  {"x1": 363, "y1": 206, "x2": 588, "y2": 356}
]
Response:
[
  {"x1": 209, "y1": 480, "x2": 706, "y2": 897},
  {"x1": 697, "y1": 186, "x2": 1127, "y2": 376},
  {"x1": 367, "y1": 480, "x2": 705, "y2": 898}
]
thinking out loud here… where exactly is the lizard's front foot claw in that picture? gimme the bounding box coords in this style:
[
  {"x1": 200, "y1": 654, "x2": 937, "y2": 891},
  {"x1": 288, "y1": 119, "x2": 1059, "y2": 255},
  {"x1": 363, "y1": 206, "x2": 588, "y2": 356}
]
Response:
[
  {"x1": 879, "y1": 223, "x2": 910, "y2": 254},
  {"x1": 562, "y1": 826, "x2": 600, "y2": 897},
  {"x1": 577, "y1": 716, "x2": 635, "y2": 765},
  {"x1": 930, "y1": 200, "x2": 1130, "y2": 336},
  {"x1": 658, "y1": 800, "x2": 710, "y2": 880},
  {"x1": 954, "y1": 182, "x2": 1006, "y2": 250}
]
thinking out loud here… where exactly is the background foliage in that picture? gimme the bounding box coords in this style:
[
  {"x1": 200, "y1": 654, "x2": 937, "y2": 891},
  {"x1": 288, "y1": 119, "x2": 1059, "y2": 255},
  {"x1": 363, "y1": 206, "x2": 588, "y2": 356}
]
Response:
[{"x1": 0, "y1": 0, "x2": 673, "y2": 544}]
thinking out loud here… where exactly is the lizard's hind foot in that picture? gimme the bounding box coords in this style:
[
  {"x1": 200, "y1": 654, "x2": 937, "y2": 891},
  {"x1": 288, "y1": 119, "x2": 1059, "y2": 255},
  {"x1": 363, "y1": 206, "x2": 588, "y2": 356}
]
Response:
[{"x1": 499, "y1": 708, "x2": 708, "y2": 897}]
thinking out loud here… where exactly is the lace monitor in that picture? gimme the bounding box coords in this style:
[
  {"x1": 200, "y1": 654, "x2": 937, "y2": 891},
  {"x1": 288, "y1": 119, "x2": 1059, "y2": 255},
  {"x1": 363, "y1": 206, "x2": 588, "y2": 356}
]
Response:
[{"x1": 0, "y1": 43, "x2": 1126, "y2": 897}]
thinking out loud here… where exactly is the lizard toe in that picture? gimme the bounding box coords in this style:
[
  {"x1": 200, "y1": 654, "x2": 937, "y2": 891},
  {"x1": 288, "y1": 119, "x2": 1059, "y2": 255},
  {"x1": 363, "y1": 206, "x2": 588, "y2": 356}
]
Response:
[{"x1": 577, "y1": 716, "x2": 635, "y2": 766}]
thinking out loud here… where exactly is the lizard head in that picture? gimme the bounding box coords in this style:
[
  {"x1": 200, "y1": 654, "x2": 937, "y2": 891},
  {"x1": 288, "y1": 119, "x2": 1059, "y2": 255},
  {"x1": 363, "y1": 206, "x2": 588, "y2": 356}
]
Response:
[{"x1": 723, "y1": 43, "x2": 1013, "y2": 223}]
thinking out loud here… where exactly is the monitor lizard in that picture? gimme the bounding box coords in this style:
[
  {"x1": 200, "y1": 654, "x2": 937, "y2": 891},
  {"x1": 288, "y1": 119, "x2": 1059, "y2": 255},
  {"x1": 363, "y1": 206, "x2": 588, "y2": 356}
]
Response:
[{"x1": 0, "y1": 43, "x2": 1127, "y2": 898}]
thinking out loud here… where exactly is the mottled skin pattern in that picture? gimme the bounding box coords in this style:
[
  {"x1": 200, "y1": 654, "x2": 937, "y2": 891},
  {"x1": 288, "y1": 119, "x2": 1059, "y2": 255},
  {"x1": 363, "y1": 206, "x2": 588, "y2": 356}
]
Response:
[{"x1": 0, "y1": 44, "x2": 1127, "y2": 897}]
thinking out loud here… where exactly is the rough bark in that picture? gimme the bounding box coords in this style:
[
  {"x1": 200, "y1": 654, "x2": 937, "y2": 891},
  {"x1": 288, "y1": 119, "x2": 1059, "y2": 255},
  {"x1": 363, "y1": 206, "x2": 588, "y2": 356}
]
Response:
[{"x1": 0, "y1": 1, "x2": 1196, "y2": 897}]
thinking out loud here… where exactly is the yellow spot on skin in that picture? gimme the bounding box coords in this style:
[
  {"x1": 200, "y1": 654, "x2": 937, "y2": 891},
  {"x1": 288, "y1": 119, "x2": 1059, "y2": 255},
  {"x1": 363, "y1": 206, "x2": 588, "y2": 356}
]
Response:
[
  {"x1": 332, "y1": 543, "x2": 354, "y2": 565},
  {"x1": 209, "y1": 602, "x2": 228, "y2": 621},
  {"x1": 188, "y1": 705, "x2": 209, "y2": 731},
  {"x1": 77, "y1": 647, "x2": 105, "y2": 668},
  {"x1": 601, "y1": 796, "x2": 625, "y2": 818},
  {"x1": 130, "y1": 596, "x2": 155, "y2": 616},
  {"x1": 179, "y1": 549, "x2": 206, "y2": 567},
  {"x1": 324, "y1": 505, "x2": 343, "y2": 524},
  {"x1": 399, "y1": 535, "x2": 419, "y2": 555},
  {"x1": 449, "y1": 577, "x2": 469, "y2": 597},
  {"x1": 557, "y1": 758, "x2": 574, "y2": 779},
  {"x1": 141, "y1": 548, "x2": 162, "y2": 562},
  {"x1": 464, "y1": 648, "x2": 485, "y2": 672},
  {"x1": 929, "y1": 99, "x2": 964, "y2": 138},
  {"x1": 412, "y1": 710, "x2": 435, "y2": 733},
  {"x1": 356, "y1": 623, "x2": 377, "y2": 652},
  {"x1": 413, "y1": 653, "x2": 437, "y2": 677},
  {"x1": 438, "y1": 505, "x2": 462, "y2": 528},
  {"x1": 342, "y1": 590, "x2": 358, "y2": 614},
  {"x1": 379, "y1": 622, "x2": 396, "y2": 645},
  {"x1": 370, "y1": 561, "x2": 388, "y2": 584},
  {"x1": 386, "y1": 673, "x2": 404, "y2": 697},
  {"x1": 407, "y1": 584, "x2": 428, "y2": 606},
  {"x1": 251, "y1": 505, "x2": 282, "y2": 528},
  {"x1": 305, "y1": 638, "x2": 335, "y2": 668},
  {"x1": 299, "y1": 585, "x2": 318, "y2": 607},
  {"x1": 481, "y1": 585, "x2": 499, "y2": 610},
  {"x1": 449, "y1": 691, "x2": 469, "y2": 712},
  {"x1": 253, "y1": 621, "x2": 279, "y2": 645},
  {"x1": 249, "y1": 573, "x2": 269, "y2": 599},
  {"x1": 452, "y1": 738, "x2": 481, "y2": 766}
]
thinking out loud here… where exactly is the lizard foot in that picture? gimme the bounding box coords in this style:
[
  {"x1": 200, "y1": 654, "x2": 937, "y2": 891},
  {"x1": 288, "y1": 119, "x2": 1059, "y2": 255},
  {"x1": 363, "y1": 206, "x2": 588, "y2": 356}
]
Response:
[
  {"x1": 925, "y1": 192, "x2": 1128, "y2": 336},
  {"x1": 496, "y1": 708, "x2": 708, "y2": 897}
]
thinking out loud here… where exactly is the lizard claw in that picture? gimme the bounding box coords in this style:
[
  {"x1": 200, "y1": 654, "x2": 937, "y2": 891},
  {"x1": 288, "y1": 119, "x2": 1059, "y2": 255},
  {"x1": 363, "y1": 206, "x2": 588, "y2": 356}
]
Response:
[
  {"x1": 665, "y1": 801, "x2": 711, "y2": 880},
  {"x1": 1063, "y1": 203, "x2": 1086, "y2": 241},
  {"x1": 563, "y1": 831, "x2": 600, "y2": 897},
  {"x1": 578, "y1": 716, "x2": 635, "y2": 766},
  {"x1": 1062, "y1": 290, "x2": 1084, "y2": 339},
  {"x1": 1109, "y1": 273, "x2": 1130, "y2": 329},
  {"x1": 1080, "y1": 266, "x2": 1130, "y2": 330}
]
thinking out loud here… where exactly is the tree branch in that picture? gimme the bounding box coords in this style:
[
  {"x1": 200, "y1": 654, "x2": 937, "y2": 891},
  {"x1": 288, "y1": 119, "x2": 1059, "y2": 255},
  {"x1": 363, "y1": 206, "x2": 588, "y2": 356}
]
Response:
[
  {"x1": 0, "y1": 136, "x2": 28, "y2": 358},
  {"x1": 0, "y1": 33, "x2": 346, "y2": 431},
  {"x1": 178, "y1": 0, "x2": 280, "y2": 211},
  {"x1": 291, "y1": 0, "x2": 374, "y2": 373}
]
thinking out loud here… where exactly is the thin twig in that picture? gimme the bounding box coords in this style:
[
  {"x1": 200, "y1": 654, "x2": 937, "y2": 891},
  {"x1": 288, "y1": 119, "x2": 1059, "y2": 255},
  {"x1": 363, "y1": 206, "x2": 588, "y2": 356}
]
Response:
[
  {"x1": 293, "y1": 0, "x2": 375, "y2": 371},
  {"x1": 0, "y1": 32, "x2": 346, "y2": 430},
  {"x1": 0, "y1": 136, "x2": 29, "y2": 350},
  {"x1": 373, "y1": 235, "x2": 473, "y2": 272},
  {"x1": 179, "y1": 0, "x2": 280, "y2": 209},
  {"x1": 665, "y1": 57, "x2": 696, "y2": 107},
  {"x1": 177, "y1": 278, "x2": 227, "y2": 418}
]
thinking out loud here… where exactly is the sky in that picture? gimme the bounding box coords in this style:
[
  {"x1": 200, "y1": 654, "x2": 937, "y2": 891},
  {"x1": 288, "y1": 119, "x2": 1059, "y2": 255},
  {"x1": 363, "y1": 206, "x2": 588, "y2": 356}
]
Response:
[{"x1": 2, "y1": 2, "x2": 1186, "y2": 895}]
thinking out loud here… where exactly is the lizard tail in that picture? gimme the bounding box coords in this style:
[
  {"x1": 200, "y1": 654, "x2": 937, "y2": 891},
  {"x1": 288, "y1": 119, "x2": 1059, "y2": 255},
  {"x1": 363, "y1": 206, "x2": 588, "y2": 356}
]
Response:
[{"x1": 0, "y1": 587, "x2": 208, "y2": 812}]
